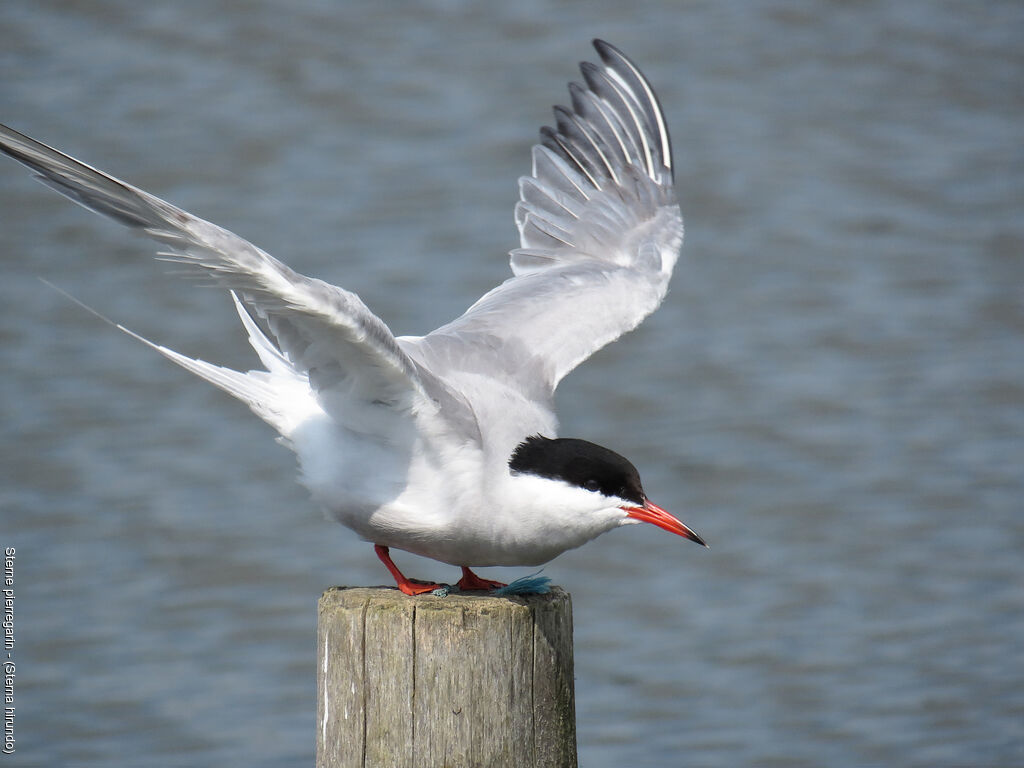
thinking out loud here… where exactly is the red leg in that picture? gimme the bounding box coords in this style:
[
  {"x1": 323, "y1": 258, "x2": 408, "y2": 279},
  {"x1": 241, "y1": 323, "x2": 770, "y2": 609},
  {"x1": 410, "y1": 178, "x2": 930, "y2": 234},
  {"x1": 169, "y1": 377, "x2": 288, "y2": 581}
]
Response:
[
  {"x1": 375, "y1": 545, "x2": 445, "y2": 596},
  {"x1": 456, "y1": 566, "x2": 507, "y2": 592}
]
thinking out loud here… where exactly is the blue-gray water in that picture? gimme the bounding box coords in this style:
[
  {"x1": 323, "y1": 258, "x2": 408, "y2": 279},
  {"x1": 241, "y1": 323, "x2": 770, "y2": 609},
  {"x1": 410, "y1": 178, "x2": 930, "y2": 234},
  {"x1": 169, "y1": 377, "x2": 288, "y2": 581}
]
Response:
[{"x1": 2, "y1": 2, "x2": 1022, "y2": 766}]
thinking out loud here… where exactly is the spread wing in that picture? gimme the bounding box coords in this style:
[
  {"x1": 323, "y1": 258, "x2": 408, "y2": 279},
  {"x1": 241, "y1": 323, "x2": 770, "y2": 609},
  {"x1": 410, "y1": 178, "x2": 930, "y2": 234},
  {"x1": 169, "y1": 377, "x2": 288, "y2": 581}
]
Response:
[
  {"x1": 404, "y1": 40, "x2": 683, "y2": 401},
  {"x1": 0, "y1": 123, "x2": 472, "y2": 433}
]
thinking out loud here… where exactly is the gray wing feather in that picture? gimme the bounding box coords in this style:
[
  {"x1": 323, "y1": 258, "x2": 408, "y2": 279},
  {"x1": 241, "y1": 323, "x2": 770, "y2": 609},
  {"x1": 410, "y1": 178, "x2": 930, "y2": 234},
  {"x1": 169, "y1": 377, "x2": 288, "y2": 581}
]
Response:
[
  {"x1": 0, "y1": 123, "x2": 469, "y2": 431},
  {"x1": 410, "y1": 40, "x2": 683, "y2": 396}
]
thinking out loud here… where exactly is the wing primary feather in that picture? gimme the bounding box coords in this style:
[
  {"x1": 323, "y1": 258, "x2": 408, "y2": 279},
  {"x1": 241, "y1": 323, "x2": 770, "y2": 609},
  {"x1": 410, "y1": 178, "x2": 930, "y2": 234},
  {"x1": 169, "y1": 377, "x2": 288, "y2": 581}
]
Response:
[
  {"x1": 541, "y1": 122, "x2": 600, "y2": 191},
  {"x1": 531, "y1": 145, "x2": 594, "y2": 202},
  {"x1": 552, "y1": 106, "x2": 603, "y2": 185},
  {"x1": 584, "y1": 64, "x2": 656, "y2": 179},
  {"x1": 592, "y1": 38, "x2": 673, "y2": 180},
  {"x1": 519, "y1": 176, "x2": 581, "y2": 220},
  {"x1": 575, "y1": 84, "x2": 635, "y2": 177},
  {"x1": 566, "y1": 83, "x2": 621, "y2": 184},
  {"x1": 579, "y1": 61, "x2": 643, "y2": 168}
]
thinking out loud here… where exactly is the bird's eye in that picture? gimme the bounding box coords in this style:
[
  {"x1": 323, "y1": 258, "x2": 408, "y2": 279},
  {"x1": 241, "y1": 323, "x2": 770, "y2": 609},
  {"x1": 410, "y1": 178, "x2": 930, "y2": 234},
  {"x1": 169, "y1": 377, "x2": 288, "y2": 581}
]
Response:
[{"x1": 583, "y1": 479, "x2": 601, "y2": 493}]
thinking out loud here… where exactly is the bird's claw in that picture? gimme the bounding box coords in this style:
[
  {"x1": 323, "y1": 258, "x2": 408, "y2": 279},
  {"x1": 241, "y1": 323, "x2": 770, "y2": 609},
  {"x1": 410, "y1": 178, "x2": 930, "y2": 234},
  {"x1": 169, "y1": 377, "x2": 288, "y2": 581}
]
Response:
[{"x1": 456, "y1": 567, "x2": 507, "y2": 592}]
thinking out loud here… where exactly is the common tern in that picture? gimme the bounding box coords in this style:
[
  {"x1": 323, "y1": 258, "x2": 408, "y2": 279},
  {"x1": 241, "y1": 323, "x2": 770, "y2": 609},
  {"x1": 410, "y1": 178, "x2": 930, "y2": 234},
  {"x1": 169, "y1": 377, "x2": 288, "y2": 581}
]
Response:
[{"x1": 1, "y1": 40, "x2": 705, "y2": 595}]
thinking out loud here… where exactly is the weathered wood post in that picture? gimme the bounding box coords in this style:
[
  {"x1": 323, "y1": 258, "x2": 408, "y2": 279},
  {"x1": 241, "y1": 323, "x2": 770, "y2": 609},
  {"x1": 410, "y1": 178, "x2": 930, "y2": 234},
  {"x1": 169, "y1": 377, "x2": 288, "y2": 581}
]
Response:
[{"x1": 317, "y1": 586, "x2": 576, "y2": 768}]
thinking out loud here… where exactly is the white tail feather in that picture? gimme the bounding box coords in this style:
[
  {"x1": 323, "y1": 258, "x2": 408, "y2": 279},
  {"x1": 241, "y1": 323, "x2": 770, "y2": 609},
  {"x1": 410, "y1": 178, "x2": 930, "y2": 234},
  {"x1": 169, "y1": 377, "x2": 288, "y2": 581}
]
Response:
[
  {"x1": 115, "y1": 322, "x2": 321, "y2": 440},
  {"x1": 40, "y1": 279, "x2": 320, "y2": 440}
]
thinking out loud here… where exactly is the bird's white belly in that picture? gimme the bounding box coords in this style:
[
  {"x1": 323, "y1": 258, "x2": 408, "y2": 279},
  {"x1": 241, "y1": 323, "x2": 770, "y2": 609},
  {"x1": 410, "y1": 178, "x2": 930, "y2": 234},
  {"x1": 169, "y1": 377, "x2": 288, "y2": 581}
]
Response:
[
  {"x1": 283, "y1": 379, "x2": 597, "y2": 568},
  {"x1": 352, "y1": 481, "x2": 613, "y2": 568},
  {"x1": 289, "y1": 430, "x2": 585, "y2": 567}
]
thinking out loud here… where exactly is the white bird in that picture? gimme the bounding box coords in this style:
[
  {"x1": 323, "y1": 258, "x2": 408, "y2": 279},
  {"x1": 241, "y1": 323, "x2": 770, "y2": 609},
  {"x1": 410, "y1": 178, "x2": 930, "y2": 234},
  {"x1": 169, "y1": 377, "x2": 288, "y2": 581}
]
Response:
[{"x1": 1, "y1": 40, "x2": 705, "y2": 595}]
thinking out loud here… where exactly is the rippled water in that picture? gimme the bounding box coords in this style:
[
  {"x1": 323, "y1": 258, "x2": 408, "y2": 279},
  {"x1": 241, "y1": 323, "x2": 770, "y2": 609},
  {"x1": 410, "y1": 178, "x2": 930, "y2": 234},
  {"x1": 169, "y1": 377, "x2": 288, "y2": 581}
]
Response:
[{"x1": 1, "y1": 2, "x2": 1022, "y2": 766}]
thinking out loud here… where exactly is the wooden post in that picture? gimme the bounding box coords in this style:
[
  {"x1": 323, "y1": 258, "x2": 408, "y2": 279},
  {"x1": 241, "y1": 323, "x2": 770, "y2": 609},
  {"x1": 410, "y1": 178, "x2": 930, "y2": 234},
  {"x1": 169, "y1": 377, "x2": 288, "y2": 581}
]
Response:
[{"x1": 317, "y1": 586, "x2": 576, "y2": 768}]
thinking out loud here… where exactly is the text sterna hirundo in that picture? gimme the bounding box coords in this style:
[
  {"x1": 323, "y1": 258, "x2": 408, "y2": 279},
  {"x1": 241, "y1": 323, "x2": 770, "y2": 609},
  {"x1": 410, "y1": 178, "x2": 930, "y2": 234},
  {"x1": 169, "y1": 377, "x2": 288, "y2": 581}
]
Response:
[{"x1": 1, "y1": 40, "x2": 705, "y2": 595}]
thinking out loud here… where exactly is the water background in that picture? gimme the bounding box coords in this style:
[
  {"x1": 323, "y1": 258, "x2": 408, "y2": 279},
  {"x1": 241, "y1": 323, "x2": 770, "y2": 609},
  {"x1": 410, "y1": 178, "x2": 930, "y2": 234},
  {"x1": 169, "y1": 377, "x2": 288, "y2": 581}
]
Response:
[{"x1": 1, "y1": 2, "x2": 1022, "y2": 765}]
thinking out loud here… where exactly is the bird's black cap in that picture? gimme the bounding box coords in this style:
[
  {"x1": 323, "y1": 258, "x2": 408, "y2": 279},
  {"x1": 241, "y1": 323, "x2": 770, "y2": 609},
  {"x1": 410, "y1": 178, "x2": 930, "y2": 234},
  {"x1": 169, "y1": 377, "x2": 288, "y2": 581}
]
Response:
[{"x1": 509, "y1": 435, "x2": 645, "y2": 505}]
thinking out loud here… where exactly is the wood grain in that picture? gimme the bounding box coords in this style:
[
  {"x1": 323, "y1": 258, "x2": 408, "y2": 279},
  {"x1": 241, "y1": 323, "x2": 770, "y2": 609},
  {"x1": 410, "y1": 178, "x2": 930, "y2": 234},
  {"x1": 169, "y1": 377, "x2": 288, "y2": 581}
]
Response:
[{"x1": 317, "y1": 586, "x2": 576, "y2": 768}]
